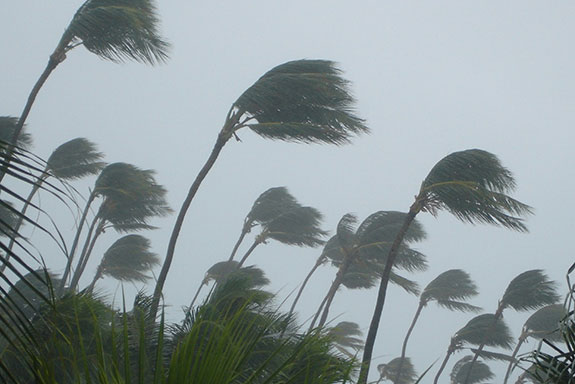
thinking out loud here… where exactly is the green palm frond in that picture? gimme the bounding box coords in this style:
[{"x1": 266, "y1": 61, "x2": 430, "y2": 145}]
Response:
[
  {"x1": 46, "y1": 138, "x2": 106, "y2": 180},
  {"x1": 468, "y1": 348, "x2": 515, "y2": 362},
  {"x1": 501, "y1": 270, "x2": 559, "y2": 312},
  {"x1": 421, "y1": 269, "x2": 480, "y2": 313},
  {"x1": 419, "y1": 149, "x2": 533, "y2": 231},
  {"x1": 263, "y1": 205, "x2": 327, "y2": 247},
  {"x1": 454, "y1": 314, "x2": 514, "y2": 349},
  {"x1": 233, "y1": 60, "x2": 369, "y2": 145},
  {"x1": 327, "y1": 321, "x2": 364, "y2": 357},
  {"x1": 0, "y1": 201, "x2": 21, "y2": 239},
  {"x1": 389, "y1": 272, "x2": 420, "y2": 296},
  {"x1": 356, "y1": 211, "x2": 426, "y2": 247},
  {"x1": 98, "y1": 234, "x2": 159, "y2": 282},
  {"x1": 206, "y1": 260, "x2": 240, "y2": 282},
  {"x1": 524, "y1": 304, "x2": 566, "y2": 342},
  {"x1": 63, "y1": 0, "x2": 169, "y2": 64},
  {"x1": 0, "y1": 117, "x2": 32, "y2": 150},
  {"x1": 246, "y1": 186, "x2": 300, "y2": 226},
  {"x1": 378, "y1": 357, "x2": 417, "y2": 384},
  {"x1": 450, "y1": 356, "x2": 494, "y2": 384}
]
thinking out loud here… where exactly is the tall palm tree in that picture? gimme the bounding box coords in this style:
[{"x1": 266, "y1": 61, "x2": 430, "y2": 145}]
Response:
[
  {"x1": 465, "y1": 270, "x2": 559, "y2": 383},
  {"x1": 1, "y1": 138, "x2": 105, "y2": 273},
  {"x1": 6, "y1": 0, "x2": 169, "y2": 158},
  {"x1": 433, "y1": 313, "x2": 514, "y2": 384},
  {"x1": 151, "y1": 59, "x2": 369, "y2": 319},
  {"x1": 60, "y1": 162, "x2": 170, "y2": 292},
  {"x1": 236, "y1": 205, "x2": 327, "y2": 268},
  {"x1": 228, "y1": 186, "x2": 300, "y2": 262},
  {"x1": 503, "y1": 304, "x2": 566, "y2": 384},
  {"x1": 358, "y1": 149, "x2": 533, "y2": 384},
  {"x1": 394, "y1": 270, "x2": 481, "y2": 383},
  {"x1": 86, "y1": 234, "x2": 159, "y2": 292},
  {"x1": 450, "y1": 356, "x2": 494, "y2": 384},
  {"x1": 314, "y1": 211, "x2": 427, "y2": 329},
  {"x1": 376, "y1": 357, "x2": 417, "y2": 384}
]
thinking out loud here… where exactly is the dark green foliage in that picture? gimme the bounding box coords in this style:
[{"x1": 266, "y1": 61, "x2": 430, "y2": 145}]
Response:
[
  {"x1": 454, "y1": 314, "x2": 514, "y2": 350},
  {"x1": 63, "y1": 0, "x2": 169, "y2": 64},
  {"x1": 245, "y1": 186, "x2": 300, "y2": 226},
  {"x1": 421, "y1": 269, "x2": 481, "y2": 312},
  {"x1": 377, "y1": 357, "x2": 417, "y2": 384},
  {"x1": 524, "y1": 304, "x2": 566, "y2": 342},
  {"x1": 46, "y1": 137, "x2": 106, "y2": 180},
  {"x1": 0, "y1": 201, "x2": 21, "y2": 239},
  {"x1": 234, "y1": 60, "x2": 369, "y2": 145},
  {"x1": 419, "y1": 149, "x2": 533, "y2": 231},
  {"x1": 263, "y1": 205, "x2": 327, "y2": 247},
  {"x1": 450, "y1": 356, "x2": 494, "y2": 384},
  {"x1": 0, "y1": 117, "x2": 32, "y2": 149},
  {"x1": 501, "y1": 270, "x2": 559, "y2": 312},
  {"x1": 98, "y1": 234, "x2": 159, "y2": 282},
  {"x1": 327, "y1": 321, "x2": 364, "y2": 357}
]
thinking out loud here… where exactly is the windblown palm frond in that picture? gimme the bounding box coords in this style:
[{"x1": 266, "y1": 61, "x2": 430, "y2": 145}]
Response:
[
  {"x1": 418, "y1": 149, "x2": 533, "y2": 231},
  {"x1": 263, "y1": 205, "x2": 327, "y2": 247},
  {"x1": 524, "y1": 304, "x2": 566, "y2": 341},
  {"x1": 63, "y1": 0, "x2": 169, "y2": 64},
  {"x1": 246, "y1": 186, "x2": 300, "y2": 225},
  {"x1": 46, "y1": 137, "x2": 106, "y2": 180},
  {"x1": 421, "y1": 269, "x2": 481, "y2": 311},
  {"x1": 233, "y1": 60, "x2": 369, "y2": 145},
  {"x1": 0, "y1": 117, "x2": 32, "y2": 150},
  {"x1": 454, "y1": 314, "x2": 514, "y2": 349},
  {"x1": 377, "y1": 357, "x2": 417, "y2": 384},
  {"x1": 500, "y1": 270, "x2": 559, "y2": 312},
  {"x1": 450, "y1": 356, "x2": 494, "y2": 384},
  {"x1": 327, "y1": 321, "x2": 364, "y2": 357}
]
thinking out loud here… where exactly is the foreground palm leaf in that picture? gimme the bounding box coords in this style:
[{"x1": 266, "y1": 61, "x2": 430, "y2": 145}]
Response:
[
  {"x1": 152, "y1": 59, "x2": 368, "y2": 319},
  {"x1": 359, "y1": 149, "x2": 532, "y2": 384}
]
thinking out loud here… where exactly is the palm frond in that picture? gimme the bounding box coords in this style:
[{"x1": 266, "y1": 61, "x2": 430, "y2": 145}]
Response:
[
  {"x1": 263, "y1": 205, "x2": 327, "y2": 247},
  {"x1": 0, "y1": 117, "x2": 32, "y2": 149},
  {"x1": 389, "y1": 272, "x2": 420, "y2": 296},
  {"x1": 419, "y1": 149, "x2": 533, "y2": 231},
  {"x1": 335, "y1": 213, "x2": 357, "y2": 249},
  {"x1": 377, "y1": 357, "x2": 417, "y2": 384},
  {"x1": 450, "y1": 356, "x2": 494, "y2": 384},
  {"x1": 246, "y1": 186, "x2": 300, "y2": 225},
  {"x1": 454, "y1": 314, "x2": 514, "y2": 349},
  {"x1": 468, "y1": 348, "x2": 515, "y2": 362},
  {"x1": 524, "y1": 304, "x2": 566, "y2": 342},
  {"x1": 233, "y1": 60, "x2": 369, "y2": 145},
  {"x1": 64, "y1": 0, "x2": 169, "y2": 64},
  {"x1": 421, "y1": 269, "x2": 480, "y2": 310},
  {"x1": 46, "y1": 137, "x2": 106, "y2": 180},
  {"x1": 501, "y1": 270, "x2": 559, "y2": 312},
  {"x1": 327, "y1": 321, "x2": 364, "y2": 357},
  {"x1": 435, "y1": 300, "x2": 482, "y2": 313},
  {"x1": 99, "y1": 234, "x2": 159, "y2": 282},
  {"x1": 356, "y1": 211, "x2": 426, "y2": 247}
]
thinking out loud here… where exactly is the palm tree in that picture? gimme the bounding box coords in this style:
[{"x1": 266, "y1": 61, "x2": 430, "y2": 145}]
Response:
[
  {"x1": 86, "y1": 234, "x2": 159, "y2": 292},
  {"x1": 433, "y1": 313, "x2": 514, "y2": 384},
  {"x1": 375, "y1": 357, "x2": 417, "y2": 384},
  {"x1": 358, "y1": 149, "x2": 533, "y2": 384},
  {"x1": 313, "y1": 211, "x2": 427, "y2": 329},
  {"x1": 327, "y1": 321, "x2": 364, "y2": 358},
  {"x1": 228, "y1": 186, "x2": 300, "y2": 262},
  {"x1": 60, "y1": 162, "x2": 170, "y2": 292},
  {"x1": 1, "y1": 138, "x2": 105, "y2": 273},
  {"x1": 450, "y1": 356, "x2": 494, "y2": 384},
  {"x1": 465, "y1": 270, "x2": 559, "y2": 383},
  {"x1": 394, "y1": 270, "x2": 481, "y2": 383},
  {"x1": 503, "y1": 304, "x2": 566, "y2": 384},
  {"x1": 236, "y1": 205, "x2": 327, "y2": 268},
  {"x1": 151, "y1": 59, "x2": 369, "y2": 318},
  {"x1": 6, "y1": 0, "x2": 169, "y2": 158}
]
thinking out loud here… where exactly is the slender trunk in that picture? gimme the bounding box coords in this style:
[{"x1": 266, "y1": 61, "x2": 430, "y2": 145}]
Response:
[
  {"x1": 237, "y1": 239, "x2": 261, "y2": 268},
  {"x1": 189, "y1": 281, "x2": 207, "y2": 309},
  {"x1": 0, "y1": 174, "x2": 46, "y2": 274},
  {"x1": 287, "y1": 255, "x2": 325, "y2": 318},
  {"x1": 318, "y1": 256, "x2": 352, "y2": 328},
  {"x1": 393, "y1": 301, "x2": 425, "y2": 383},
  {"x1": 309, "y1": 289, "x2": 330, "y2": 332},
  {"x1": 503, "y1": 331, "x2": 527, "y2": 384},
  {"x1": 433, "y1": 344, "x2": 455, "y2": 384},
  {"x1": 59, "y1": 191, "x2": 96, "y2": 294},
  {"x1": 462, "y1": 304, "x2": 504, "y2": 384},
  {"x1": 0, "y1": 40, "x2": 68, "y2": 184},
  {"x1": 86, "y1": 266, "x2": 103, "y2": 294},
  {"x1": 69, "y1": 217, "x2": 104, "y2": 291},
  {"x1": 358, "y1": 203, "x2": 419, "y2": 384},
  {"x1": 228, "y1": 223, "x2": 250, "y2": 262},
  {"x1": 150, "y1": 131, "x2": 232, "y2": 320}
]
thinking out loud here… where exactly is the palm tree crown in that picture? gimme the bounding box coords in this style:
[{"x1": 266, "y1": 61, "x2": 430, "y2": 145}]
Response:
[
  {"x1": 46, "y1": 138, "x2": 106, "y2": 180},
  {"x1": 499, "y1": 269, "x2": 559, "y2": 314}
]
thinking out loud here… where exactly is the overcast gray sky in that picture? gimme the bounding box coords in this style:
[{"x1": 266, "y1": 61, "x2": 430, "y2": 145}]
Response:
[{"x1": 2, "y1": 1, "x2": 575, "y2": 382}]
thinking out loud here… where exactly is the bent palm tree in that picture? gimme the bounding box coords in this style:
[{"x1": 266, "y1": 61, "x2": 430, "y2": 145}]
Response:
[
  {"x1": 359, "y1": 149, "x2": 533, "y2": 384},
  {"x1": 151, "y1": 59, "x2": 369, "y2": 318},
  {"x1": 376, "y1": 357, "x2": 417, "y2": 384},
  {"x1": 450, "y1": 356, "x2": 494, "y2": 384},
  {"x1": 1, "y1": 138, "x2": 105, "y2": 273},
  {"x1": 394, "y1": 269, "x2": 481, "y2": 382},
  {"x1": 465, "y1": 270, "x2": 559, "y2": 383},
  {"x1": 228, "y1": 186, "x2": 300, "y2": 262},
  {"x1": 86, "y1": 234, "x2": 159, "y2": 292},
  {"x1": 433, "y1": 313, "x2": 514, "y2": 384}
]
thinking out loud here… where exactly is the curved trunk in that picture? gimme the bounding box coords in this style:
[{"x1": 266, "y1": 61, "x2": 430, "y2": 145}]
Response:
[
  {"x1": 503, "y1": 331, "x2": 527, "y2": 384},
  {"x1": 358, "y1": 203, "x2": 419, "y2": 384},
  {"x1": 188, "y1": 281, "x2": 207, "y2": 309},
  {"x1": 150, "y1": 130, "x2": 232, "y2": 320},
  {"x1": 237, "y1": 239, "x2": 261, "y2": 268},
  {"x1": 393, "y1": 301, "x2": 425, "y2": 383},
  {"x1": 59, "y1": 191, "x2": 96, "y2": 293},
  {"x1": 0, "y1": 174, "x2": 46, "y2": 274},
  {"x1": 86, "y1": 266, "x2": 103, "y2": 294},
  {"x1": 228, "y1": 223, "x2": 250, "y2": 262},
  {"x1": 69, "y1": 218, "x2": 104, "y2": 291},
  {"x1": 287, "y1": 255, "x2": 325, "y2": 318},
  {"x1": 317, "y1": 256, "x2": 353, "y2": 328},
  {"x1": 433, "y1": 345, "x2": 454, "y2": 384},
  {"x1": 309, "y1": 289, "x2": 330, "y2": 332}
]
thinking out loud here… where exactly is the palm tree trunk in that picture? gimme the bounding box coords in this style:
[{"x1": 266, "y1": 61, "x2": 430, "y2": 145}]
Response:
[
  {"x1": 433, "y1": 345, "x2": 454, "y2": 384},
  {"x1": 150, "y1": 129, "x2": 233, "y2": 320},
  {"x1": 188, "y1": 281, "x2": 207, "y2": 309},
  {"x1": 237, "y1": 239, "x2": 261, "y2": 268},
  {"x1": 59, "y1": 191, "x2": 96, "y2": 293},
  {"x1": 69, "y1": 216, "x2": 104, "y2": 291},
  {"x1": 317, "y1": 257, "x2": 352, "y2": 328},
  {"x1": 0, "y1": 40, "x2": 68, "y2": 184},
  {"x1": 228, "y1": 224, "x2": 250, "y2": 262},
  {"x1": 0, "y1": 174, "x2": 46, "y2": 274},
  {"x1": 86, "y1": 266, "x2": 103, "y2": 294},
  {"x1": 358, "y1": 203, "x2": 420, "y2": 384},
  {"x1": 287, "y1": 255, "x2": 325, "y2": 318},
  {"x1": 393, "y1": 301, "x2": 425, "y2": 383},
  {"x1": 309, "y1": 289, "x2": 330, "y2": 331},
  {"x1": 503, "y1": 332, "x2": 527, "y2": 384}
]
